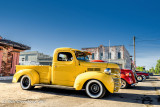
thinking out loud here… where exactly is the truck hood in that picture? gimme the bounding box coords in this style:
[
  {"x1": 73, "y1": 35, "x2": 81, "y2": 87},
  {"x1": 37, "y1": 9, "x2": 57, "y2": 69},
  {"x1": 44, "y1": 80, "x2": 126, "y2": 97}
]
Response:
[{"x1": 79, "y1": 61, "x2": 120, "y2": 69}]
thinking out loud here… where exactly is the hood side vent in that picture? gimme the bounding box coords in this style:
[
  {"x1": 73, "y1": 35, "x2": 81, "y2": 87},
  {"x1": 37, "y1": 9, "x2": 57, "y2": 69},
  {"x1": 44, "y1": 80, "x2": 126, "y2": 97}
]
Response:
[{"x1": 88, "y1": 68, "x2": 101, "y2": 71}]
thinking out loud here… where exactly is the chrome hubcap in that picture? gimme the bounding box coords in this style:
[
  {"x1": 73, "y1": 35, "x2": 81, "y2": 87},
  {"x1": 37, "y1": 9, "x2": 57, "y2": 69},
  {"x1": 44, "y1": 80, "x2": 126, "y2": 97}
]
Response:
[
  {"x1": 137, "y1": 76, "x2": 142, "y2": 81},
  {"x1": 22, "y1": 77, "x2": 29, "y2": 87},
  {"x1": 121, "y1": 80, "x2": 126, "y2": 88},
  {"x1": 89, "y1": 83, "x2": 100, "y2": 94}
]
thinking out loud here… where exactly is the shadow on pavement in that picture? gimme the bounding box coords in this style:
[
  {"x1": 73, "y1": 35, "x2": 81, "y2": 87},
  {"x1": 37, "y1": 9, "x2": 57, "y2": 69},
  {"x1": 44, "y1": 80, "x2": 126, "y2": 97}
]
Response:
[
  {"x1": 145, "y1": 79, "x2": 160, "y2": 82},
  {"x1": 127, "y1": 86, "x2": 160, "y2": 91},
  {"x1": 28, "y1": 87, "x2": 160, "y2": 105},
  {"x1": 108, "y1": 93, "x2": 160, "y2": 105}
]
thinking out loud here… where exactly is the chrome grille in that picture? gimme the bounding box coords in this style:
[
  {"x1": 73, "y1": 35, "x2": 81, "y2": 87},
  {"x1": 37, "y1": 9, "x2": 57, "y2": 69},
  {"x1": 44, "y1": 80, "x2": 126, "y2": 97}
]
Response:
[{"x1": 113, "y1": 77, "x2": 120, "y2": 92}]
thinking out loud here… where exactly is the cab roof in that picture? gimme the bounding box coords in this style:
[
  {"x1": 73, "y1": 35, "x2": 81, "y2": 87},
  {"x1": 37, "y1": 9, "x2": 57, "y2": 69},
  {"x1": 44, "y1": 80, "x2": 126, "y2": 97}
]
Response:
[
  {"x1": 55, "y1": 47, "x2": 92, "y2": 55},
  {"x1": 55, "y1": 47, "x2": 81, "y2": 52}
]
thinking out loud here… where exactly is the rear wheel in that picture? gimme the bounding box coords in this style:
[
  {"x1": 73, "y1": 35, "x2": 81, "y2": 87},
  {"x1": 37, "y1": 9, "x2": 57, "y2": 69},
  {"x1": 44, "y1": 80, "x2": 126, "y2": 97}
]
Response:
[
  {"x1": 137, "y1": 75, "x2": 143, "y2": 82},
  {"x1": 20, "y1": 75, "x2": 34, "y2": 90},
  {"x1": 121, "y1": 79, "x2": 128, "y2": 89},
  {"x1": 85, "y1": 80, "x2": 106, "y2": 98}
]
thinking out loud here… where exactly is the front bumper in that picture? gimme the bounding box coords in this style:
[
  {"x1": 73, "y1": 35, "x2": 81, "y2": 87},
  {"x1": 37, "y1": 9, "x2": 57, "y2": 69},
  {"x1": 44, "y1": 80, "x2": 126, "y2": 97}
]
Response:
[{"x1": 131, "y1": 83, "x2": 137, "y2": 86}]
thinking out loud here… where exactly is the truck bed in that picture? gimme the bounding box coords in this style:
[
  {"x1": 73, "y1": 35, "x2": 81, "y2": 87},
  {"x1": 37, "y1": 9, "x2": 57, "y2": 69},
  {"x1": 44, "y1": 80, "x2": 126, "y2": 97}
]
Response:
[{"x1": 16, "y1": 65, "x2": 51, "y2": 84}]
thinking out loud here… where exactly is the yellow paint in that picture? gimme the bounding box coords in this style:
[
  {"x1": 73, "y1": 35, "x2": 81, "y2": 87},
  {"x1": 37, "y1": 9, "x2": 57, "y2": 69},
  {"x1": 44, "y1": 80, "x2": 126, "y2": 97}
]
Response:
[
  {"x1": 12, "y1": 69, "x2": 39, "y2": 85},
  {"x1": 74, "y1": 71, "x2": 114, "y2": 93},
  {"x1": 13, "y1": 47, "x2": 120, "y2": 93}
]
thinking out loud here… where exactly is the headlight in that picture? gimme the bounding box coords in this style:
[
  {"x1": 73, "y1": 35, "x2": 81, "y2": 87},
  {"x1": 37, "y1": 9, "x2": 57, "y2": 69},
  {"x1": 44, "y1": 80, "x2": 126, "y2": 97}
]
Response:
[
  {"x1": 104, "y1": 68, "x2": 111, "y2": 75},
  {"x1": 126, "y1": 73, "x2": 132, "y2": 77}
]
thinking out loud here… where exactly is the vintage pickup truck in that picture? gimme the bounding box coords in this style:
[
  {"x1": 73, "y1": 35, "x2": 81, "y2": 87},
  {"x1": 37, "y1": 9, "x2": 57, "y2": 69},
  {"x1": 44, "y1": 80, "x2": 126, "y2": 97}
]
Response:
[{"x1": 12, "y1": 48, "x2": 121, "y2": 98}]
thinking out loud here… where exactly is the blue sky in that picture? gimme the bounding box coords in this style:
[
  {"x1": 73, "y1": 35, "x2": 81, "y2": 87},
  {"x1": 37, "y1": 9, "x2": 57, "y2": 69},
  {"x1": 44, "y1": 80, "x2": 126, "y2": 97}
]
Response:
[{"x1": 0, "y1": 0, "x2": 160, "y2": 70}]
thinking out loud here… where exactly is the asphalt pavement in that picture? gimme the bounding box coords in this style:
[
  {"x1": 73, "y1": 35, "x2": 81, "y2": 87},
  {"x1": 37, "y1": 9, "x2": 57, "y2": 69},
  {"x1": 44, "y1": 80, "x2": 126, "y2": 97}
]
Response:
[{"x1": 0, "y1": 76, "x2": 160, "y2": 107}]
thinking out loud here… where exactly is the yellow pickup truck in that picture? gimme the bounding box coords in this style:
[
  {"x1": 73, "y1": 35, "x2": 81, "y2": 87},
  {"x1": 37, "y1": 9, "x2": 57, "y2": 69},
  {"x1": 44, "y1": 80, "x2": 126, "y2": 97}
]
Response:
[{"x1": 13, "y1": 48, "x2": 121, "y2": 98}]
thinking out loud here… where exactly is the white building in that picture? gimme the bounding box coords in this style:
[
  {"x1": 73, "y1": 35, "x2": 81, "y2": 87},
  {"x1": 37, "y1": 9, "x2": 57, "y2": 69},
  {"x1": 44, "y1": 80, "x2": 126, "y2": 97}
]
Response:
[
  {"x1": 19, "y1": 51, "x2": 53, "y2": 65},
  {"x1": 82, "y1": 45, "x2": 131, "y2": 69}
]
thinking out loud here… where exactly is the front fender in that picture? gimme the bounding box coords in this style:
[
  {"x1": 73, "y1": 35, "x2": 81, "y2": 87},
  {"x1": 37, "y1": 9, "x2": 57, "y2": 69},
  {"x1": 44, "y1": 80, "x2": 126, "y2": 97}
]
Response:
[
  {"x1": 12, "y1": 69, "x2": 39, "y2": 86},
  {"x1": 74, "y1": 72, "x2": 114, "y2": 93},
  {"x1": 121, "y1": 76, "x2": 133, "y2": 85}
]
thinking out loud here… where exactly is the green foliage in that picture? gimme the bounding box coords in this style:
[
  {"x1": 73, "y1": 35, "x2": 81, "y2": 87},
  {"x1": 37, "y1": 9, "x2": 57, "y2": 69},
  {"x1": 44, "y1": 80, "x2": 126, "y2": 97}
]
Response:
[
  {"x1": 155, "y1": 59, "x2": 160, "y2": 74},
  {"x1": 149, "y1": 67, "x2": 155, "y2": 73},
  {"x1": 136, "y1": 66, "x2": 144, "y2": 71},
  {"x1": 148, "y1": 59, "x2": 160, "y2": 74}
]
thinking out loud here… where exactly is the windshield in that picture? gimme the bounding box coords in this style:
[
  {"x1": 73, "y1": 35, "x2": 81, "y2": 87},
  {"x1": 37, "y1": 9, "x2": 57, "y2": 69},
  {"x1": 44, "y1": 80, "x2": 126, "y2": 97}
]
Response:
[{"x1": 75, "y1": 51, "x2": 89, "y2": 61}]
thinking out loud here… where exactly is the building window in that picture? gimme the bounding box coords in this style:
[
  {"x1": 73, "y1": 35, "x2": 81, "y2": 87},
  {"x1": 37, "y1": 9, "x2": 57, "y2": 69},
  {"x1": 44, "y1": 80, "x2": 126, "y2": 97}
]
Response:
[
  {"x1": 92, "y1": 53, "x2": 94, "y2": 60},
  {"x1": 100, "y1": 53, "x2": 103, "y2": 60},
  {"x1": 118, "y1": 52, "x2": 121, "y2": 59},
  {"x1": 22, "y1": 58, "x2": 25, "y2": 61},
  {"x1": 108, "y1": 52, "x2": 111, "y2": 59}
]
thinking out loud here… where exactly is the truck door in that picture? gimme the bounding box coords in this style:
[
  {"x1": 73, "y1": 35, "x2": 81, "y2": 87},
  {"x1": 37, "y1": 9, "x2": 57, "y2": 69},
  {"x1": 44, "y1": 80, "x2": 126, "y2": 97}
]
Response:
[{"x1": 53, "y1": 52, "x2": 76, "y2": 86}]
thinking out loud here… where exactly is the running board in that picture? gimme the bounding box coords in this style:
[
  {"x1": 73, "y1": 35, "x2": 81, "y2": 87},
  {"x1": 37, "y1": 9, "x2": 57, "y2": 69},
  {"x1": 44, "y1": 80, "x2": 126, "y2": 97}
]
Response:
[{"x1": 34, "y1": 84, "x2": 75, "y2": 90}]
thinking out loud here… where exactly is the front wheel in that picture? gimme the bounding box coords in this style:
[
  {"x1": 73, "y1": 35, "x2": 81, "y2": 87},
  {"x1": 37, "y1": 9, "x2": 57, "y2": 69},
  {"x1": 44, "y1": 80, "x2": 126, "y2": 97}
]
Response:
[
  {"x1": 137, "y1": 75, "x2": 143, "y2": 82},
  {"x1": 85, "y1": 80, "x2": 106, "y2": 98},
  {"x1": 121, "y1": 79, "x2": 128, "y2": 89},
  {"x1": 20, "y1": 75, "x2": 34, "y2": 90}
]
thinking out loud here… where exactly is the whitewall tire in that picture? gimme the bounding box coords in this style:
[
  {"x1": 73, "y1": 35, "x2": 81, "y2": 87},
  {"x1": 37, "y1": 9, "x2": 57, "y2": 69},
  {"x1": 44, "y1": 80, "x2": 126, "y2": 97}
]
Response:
[
  {"x1": 20, "y1": 75, "x2": 34, "y2": 90},
  {"x1": 85, "y1": 80, "x2": 106, "y2": 98}
]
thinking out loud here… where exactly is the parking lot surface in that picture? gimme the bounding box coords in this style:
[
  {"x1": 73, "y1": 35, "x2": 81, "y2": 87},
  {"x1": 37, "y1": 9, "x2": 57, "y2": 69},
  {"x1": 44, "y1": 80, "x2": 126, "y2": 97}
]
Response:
[{"x1": 0, "y1": 76, "x2": 160, "y2": 107}]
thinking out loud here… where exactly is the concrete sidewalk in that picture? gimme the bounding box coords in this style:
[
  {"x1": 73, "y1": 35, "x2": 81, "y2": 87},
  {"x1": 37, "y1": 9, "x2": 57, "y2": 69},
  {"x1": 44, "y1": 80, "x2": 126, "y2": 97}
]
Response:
[{"x1": 0, "y1": 76, "x2": 13, "y2": 80}]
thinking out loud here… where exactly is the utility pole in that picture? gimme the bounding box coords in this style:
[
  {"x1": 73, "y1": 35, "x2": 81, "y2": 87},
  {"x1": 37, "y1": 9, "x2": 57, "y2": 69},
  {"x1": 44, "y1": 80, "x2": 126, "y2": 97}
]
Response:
[
  {"x1": 109, "y1": 40, "x2": 110, "y2": 62},
  {"x1": 133, "y1": 36, "x2": 136, "y2": 70}
]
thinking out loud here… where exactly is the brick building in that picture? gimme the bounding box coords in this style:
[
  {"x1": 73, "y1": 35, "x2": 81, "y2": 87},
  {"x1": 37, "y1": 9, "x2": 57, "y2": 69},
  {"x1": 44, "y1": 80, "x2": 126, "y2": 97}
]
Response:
[
  {"x1": 82, "y1": 45, "x2": 131, "y2": 69},
  {"x1": 0, "y1": 37, "x2": 30, "y2": 76}
]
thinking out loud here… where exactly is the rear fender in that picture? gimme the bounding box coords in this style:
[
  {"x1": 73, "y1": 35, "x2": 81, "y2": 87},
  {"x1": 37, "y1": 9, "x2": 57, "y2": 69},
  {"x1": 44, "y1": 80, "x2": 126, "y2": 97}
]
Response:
[
  {"x1": 74, "y1": 72, "x2": 115, "y2": 93},
  {"x1": 12, "y1": 69, "x2": 39, "y2": 86}
]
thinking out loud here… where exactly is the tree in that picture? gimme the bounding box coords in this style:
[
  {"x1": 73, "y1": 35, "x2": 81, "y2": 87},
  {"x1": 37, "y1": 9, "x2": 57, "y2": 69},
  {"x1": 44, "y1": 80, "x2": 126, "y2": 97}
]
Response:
[
  {"x1": 151, "y1": 67, "x2": 155, "y2": 73},
  {"x1": 155, "y1": 59, "x2": 160, "y2": 74},
  {"x1": 148, "y1": 67, "x2": 155, "y2": 73}
]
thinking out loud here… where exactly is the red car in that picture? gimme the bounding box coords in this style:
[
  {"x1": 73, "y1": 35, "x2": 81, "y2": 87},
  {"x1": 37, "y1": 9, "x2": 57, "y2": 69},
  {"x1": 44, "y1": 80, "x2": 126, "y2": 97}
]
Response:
[
  {"x1": 91, "y1": 60, "x2": 137, "y2": 88},
  {"x1": 91, "y1": 60, "x2": 107, "y2": 62},
  {"x1": 136, "y1": 71, "x2": 149, "y2": 82},
  {"x1": 121, "y1": 69, "x2": 137, "y2": 88}
]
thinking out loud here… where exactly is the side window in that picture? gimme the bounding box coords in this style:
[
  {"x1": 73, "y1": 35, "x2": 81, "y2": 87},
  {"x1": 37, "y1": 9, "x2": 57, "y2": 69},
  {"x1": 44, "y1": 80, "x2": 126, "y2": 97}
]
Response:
[{"x1": 58, "y1": 52, "x2": 73, "y2": 61}]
